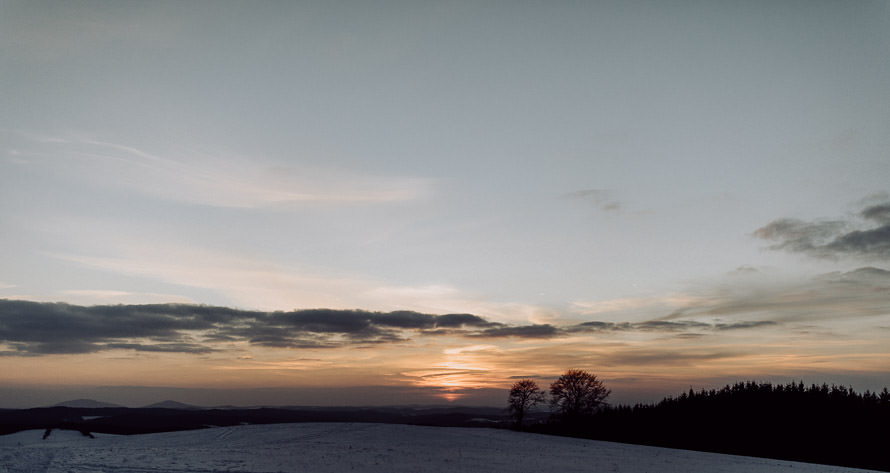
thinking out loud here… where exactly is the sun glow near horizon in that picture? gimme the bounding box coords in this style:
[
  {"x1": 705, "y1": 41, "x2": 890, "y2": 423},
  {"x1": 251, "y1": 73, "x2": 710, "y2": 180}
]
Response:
[{"x1": 1, "y1": 1, "x2": 889, "y2": 408}]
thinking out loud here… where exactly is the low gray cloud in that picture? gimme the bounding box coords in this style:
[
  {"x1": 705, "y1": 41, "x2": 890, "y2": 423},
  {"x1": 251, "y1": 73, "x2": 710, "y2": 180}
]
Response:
[
  {"x1": 104, "y1": 342, "x2": 214, "y2": 353},
  {"x1": 755, "y1": 200, "x2": 890, "y2": 260},
  {"x1": 0, "y1": 301, "x2": 508, "y2": 354},
  {"x1": 634, "y1": 320, "x2": 711, "y2": 332},
  {"x1": 227, "y1": 309, "x2": 500, "y2": 348},
  {"x1": 0, "y1": 300, "x2": 234, "y2": 354},
  {"x1": 570, "y1": 321, "x2": 618, "y2": 331},
  {"x1": 471, "y1": 324, "x2": 561, "y2": 339},
  {"x1": 713, "y1": 321, "x2": 777, "y2": 331},
  {"x1": 0, "y1": 293, "x2": 809, "y2": 356},
  {"x1": 434, "y1": 313, "x2": 494, "y2": 328},
  {"x1": 0, "y1": 301, "x2": 517, "y2": 355}
]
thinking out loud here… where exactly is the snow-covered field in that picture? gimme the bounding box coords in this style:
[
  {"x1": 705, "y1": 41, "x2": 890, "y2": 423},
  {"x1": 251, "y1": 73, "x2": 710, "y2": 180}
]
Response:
[{"x1": 0, "y1": 423, "x2": 878, "y2": 473}]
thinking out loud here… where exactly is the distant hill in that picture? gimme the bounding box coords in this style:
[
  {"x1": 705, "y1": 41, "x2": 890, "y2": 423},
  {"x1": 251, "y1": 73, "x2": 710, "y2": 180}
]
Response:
[
  {"x1": 0, "y1": 405, "x2": 509, "y2": 437},
  {"x1": 52, "y1": 399, "x2": 123, "y2": 408},
  {"x1": 142, "y1": 400, "x2": 201, "y2": 410}
]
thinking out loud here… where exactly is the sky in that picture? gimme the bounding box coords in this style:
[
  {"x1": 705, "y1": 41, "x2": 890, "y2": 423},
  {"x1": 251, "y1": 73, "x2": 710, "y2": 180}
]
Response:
[{"x1": 1, "y1": 0, "x2": 889, "y2": 408}]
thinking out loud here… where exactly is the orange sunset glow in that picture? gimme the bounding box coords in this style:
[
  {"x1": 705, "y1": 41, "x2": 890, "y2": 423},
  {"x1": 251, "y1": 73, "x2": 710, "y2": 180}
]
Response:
[{"x1": 1, "y1": 1, "x2": 889, "y2": 410}]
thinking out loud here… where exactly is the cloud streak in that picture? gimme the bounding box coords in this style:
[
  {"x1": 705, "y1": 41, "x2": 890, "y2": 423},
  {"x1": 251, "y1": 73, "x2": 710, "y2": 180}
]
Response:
[
  {"x1": 14, "y1": 133, "x2": 433, "y2": 208},
  {"x1": 754, "y1": 200, "x2": 890, "y2": 260},
  {"x1": 661, "y1": 267, "x2": 890, "y2": 324},
  {"x1": 0, "y1": 297, "x2": 799, "y2": 356},
  {"x1": 564, "y1": 319, "x2": 775, "y2": 334},
  {"x1": 0, "y1": 301, "x2": 506, "y2": 355}
]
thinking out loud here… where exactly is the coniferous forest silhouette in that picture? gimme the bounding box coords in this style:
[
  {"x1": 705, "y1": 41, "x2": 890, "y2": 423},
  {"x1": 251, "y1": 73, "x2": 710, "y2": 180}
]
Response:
[{"x1": 529, "y1": 380, "x2": 890, "y2": 472}]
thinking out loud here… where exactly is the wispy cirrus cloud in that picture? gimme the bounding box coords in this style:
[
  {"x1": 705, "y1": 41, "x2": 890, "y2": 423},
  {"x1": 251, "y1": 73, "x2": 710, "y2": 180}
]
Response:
[
  {"x1": 660, "y1": 266, "x2": 890, "y2": 324},
  {"x1": 59, "y1": 289, "x2": 194, "y2": 305},
  {"x1": 45, "y1": 234, "x2": 553, "y2": 323},
  {"x1": 12, "y1": 132, "x2": 433, "y2": 208},
  {"x1": 566, "y1": 265, "x2": 890, "y2": 343}
]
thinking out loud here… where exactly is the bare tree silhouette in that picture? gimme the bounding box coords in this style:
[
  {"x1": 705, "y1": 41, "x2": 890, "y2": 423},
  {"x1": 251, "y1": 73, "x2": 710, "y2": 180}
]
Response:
[
  {"x1": 507, "y1": 379, "x2": 545, "y2": 428},
  {"x1": 549, "y1": 369, "x2": 610, "y2": 420}
]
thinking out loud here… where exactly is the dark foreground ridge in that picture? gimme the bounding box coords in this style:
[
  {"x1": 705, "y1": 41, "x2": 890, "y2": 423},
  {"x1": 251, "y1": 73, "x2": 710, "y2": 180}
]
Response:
[{"x1": 0, "y1": 405, "x2": 507, "y2": 437}]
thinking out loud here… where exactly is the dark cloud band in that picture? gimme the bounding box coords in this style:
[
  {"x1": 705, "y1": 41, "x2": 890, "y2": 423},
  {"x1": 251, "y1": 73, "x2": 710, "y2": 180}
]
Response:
[
  {"x1": 0, "y1": 295, "x2": 810, "y2": 356},
  {"x1": 0, "y1": 301, "x2": 505, "y2": 355},
  {"x1": 754, "y1": 200, "x2": 890, "y2": 260}
]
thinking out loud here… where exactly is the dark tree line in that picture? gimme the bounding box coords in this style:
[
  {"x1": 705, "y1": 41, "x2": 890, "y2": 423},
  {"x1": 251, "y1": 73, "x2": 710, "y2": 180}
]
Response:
[{"x1": 522, "y1": 380, "x2": 890, "y2": 472}]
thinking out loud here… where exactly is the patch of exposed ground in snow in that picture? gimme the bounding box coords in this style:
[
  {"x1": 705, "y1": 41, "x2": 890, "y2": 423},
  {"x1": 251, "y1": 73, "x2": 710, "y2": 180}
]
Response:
[{"x1": 0, "y1": 423, "x2": 879, "y2": 473}]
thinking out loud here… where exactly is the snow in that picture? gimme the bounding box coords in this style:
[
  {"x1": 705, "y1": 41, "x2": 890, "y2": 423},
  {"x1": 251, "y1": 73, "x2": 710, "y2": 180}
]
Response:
[{"x1": 0, "y1": 423, "x2": 878, "y2": 472}]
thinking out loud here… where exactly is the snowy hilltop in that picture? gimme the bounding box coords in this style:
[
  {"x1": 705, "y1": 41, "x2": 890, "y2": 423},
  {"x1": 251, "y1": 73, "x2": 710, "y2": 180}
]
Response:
[{"x1": 0, "y1": 423, "x2": 878, "y2": 473}]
